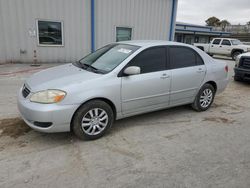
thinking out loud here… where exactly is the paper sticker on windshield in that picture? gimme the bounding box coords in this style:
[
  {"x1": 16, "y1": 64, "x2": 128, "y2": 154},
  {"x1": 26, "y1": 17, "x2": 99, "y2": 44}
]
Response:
[{"x1": 117, "y1": 48, "x2": 132, "y2": 54}]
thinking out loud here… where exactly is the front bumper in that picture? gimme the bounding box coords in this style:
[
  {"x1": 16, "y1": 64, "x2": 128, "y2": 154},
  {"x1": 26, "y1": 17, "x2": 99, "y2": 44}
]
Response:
[
  {"x1": 234, "y1": 67, "x2": 250, "y2": 80},
  {"x1": 17, "y1": 89, "x2": 79, "y2": 133}
]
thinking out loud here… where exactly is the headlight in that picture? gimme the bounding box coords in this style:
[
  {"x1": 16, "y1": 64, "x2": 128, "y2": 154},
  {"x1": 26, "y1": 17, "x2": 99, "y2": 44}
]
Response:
[{"x1": 30, "y1": 90, "x2": 66, "y2": 104}]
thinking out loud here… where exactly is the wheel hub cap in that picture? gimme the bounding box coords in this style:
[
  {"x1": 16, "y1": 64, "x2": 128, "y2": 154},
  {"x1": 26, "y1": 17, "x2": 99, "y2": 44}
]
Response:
[
  {"x1": 200, "y1": 89, "x2": 213, "y2": 108},
  {"x1": 81, "y1": 108, "x2": 108, "y2": 136}
]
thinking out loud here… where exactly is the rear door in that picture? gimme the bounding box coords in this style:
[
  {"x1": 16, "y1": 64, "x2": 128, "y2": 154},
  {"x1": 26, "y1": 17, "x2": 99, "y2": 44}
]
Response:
[
  {"x1": 121, "y1": 46, "x2": 171, "y2": 115},
  {"x1": 209, "y1": 39, "x2": 221, "y2": 54},
  {"x1": 168, "y1": 46, "x2": 206, "y2": 105}
]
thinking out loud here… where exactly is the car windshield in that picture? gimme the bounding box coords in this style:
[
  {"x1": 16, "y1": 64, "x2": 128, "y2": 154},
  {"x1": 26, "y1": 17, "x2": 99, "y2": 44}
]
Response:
[
  {"x1": 78, "y1": 44, "x2": 140, "y2": 73},
  {"x1": 231, "y1": 39, "x2": 242, "y2": 45}
]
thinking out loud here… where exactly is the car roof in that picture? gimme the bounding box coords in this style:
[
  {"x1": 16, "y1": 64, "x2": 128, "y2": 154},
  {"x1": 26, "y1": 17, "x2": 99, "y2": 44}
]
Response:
[
  {"x1": 213, "y1": 38, "x2": 238, "y2": 40},
  {"x1": 117, "y1": 40, "x2": 189, "y2": 48}
]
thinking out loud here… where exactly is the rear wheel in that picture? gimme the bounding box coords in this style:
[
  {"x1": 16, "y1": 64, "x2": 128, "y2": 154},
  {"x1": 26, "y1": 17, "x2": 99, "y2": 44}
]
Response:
[
  {"x1": 192, "y1": 84, "x2": 215, "y2": 111},
  {"x1": 72, "y1": 100, "x2": 114, "y2": 140}
]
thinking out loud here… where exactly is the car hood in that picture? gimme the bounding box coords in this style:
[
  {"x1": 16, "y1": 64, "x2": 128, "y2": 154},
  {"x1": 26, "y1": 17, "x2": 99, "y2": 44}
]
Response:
[
  {"x1": 26, "y1": 63, "x2": 100, "y2": 92},
  {"x1": 238, "y1": 52, "x2": 250, "y2": 59}
]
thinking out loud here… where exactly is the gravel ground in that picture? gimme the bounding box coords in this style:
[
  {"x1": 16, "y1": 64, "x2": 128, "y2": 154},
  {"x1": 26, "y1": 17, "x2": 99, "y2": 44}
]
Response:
[{"x1": 0, "y1": 59, "x2": 250, "y2": 188}]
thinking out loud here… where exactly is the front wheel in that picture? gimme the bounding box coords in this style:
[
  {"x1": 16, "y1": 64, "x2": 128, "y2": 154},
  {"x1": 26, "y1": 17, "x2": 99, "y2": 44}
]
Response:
[
  {"x1": 234, "y1": 75, "x2": 242, "y2": 82},
  {"x1": 72, "y1": 100, "x2": 114, "y2": 140},
  {"x1": 192, "y1": 84, "x2": 215, "y2": 112}
]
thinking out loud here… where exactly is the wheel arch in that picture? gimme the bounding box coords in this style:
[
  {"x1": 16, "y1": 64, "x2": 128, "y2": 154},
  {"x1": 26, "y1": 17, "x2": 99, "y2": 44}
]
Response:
[
  {"x1": 70, "y1": 97, "x2": 117, "y2": 132},
  {"x1": 205, "y1": 81, "x2": 217, "y2": 93},
  {"x1": 231, "y1": 48, "x2": 244, "y2": 56}
]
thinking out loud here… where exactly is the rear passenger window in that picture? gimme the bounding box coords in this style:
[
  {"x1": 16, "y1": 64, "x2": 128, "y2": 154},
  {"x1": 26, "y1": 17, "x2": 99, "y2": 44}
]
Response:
[
  {"x1": 128, "y1": 47, "x2": 166, "y2": 74},
  {"x1": 212, "y1": 39, "x2": 221, "y2": 45},
  {"x1": 169, "y1": 47, "x2": 203, "y2": 69}
]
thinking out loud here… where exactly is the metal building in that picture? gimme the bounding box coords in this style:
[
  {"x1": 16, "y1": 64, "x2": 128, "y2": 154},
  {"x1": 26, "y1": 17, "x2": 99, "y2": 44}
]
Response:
[{"x1": 0, "y1": 0, "x2": 178, "y2": 64}]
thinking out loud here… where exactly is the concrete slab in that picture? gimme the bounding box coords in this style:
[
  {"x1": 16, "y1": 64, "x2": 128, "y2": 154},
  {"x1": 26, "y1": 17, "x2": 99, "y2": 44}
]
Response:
[{"x1": 0, "y1": 60, "x2": 250, "y2": 188}]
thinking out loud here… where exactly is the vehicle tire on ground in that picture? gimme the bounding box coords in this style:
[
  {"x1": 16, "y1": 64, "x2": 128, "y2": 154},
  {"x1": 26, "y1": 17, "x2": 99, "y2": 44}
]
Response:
[
  {"x1": 192, "y1": 83, "x2": 215, "y2": 112},
  {"x1": 232, "y1": 51, "x2": 242, "y2": 60},
  {"x1": 234, "y1": 75, "x2": 242, "y2": 82},
  {"x1": 72, "y1": 100, "x2": 114, "y2": 140}
]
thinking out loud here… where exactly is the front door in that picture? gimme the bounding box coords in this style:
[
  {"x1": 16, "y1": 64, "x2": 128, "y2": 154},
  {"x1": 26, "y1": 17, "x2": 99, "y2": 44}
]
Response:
[
  {"x1": 168, "y1": 46, "x2": 206, "y2": 105},
  {"x1": 121, "y1": 47, "x2": 171, "y2": 115},
  {"x1": 210, "y1": 38, "x2": 222, "y2": 54}
]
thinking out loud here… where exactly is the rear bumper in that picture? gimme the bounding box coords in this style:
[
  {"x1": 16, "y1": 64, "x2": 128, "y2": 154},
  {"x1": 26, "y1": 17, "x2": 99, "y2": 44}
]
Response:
[
  {"x1": 17, "y1": 89, "x2": 79, "y2": 133},
  {"x1": 234, "y1": 67, "x2": 250, "y2": 80}
]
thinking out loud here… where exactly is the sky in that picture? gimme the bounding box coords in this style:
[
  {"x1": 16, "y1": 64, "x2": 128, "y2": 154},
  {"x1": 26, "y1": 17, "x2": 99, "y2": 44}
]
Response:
[{"x1": 176, "y1": 0, "x2": 250, "y2": 26}]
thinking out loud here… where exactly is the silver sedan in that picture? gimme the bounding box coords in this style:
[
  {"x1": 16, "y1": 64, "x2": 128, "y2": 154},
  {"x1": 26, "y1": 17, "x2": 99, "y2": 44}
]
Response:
[{"x1": 17, "y1": 41, "x2": 229, "y2": 140}]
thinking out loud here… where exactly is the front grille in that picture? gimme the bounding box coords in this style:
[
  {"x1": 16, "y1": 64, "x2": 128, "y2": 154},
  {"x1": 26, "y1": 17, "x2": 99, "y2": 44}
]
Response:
[
  {"x1": 240, "y1": 57, "x2": 250, "y2": 69},
  {"x1": 22, "y1": 85, "x2": 30, "y2": 98}
]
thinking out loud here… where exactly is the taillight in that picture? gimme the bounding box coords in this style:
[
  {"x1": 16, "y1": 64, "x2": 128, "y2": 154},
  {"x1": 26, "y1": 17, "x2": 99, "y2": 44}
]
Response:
[{"x1": 225, "y1": 65, "x2": 228, "y2": 73}]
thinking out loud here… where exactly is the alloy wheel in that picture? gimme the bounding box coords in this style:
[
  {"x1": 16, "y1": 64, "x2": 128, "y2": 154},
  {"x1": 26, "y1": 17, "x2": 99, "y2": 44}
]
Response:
[
  {"x1": 81, "y1": 108, "x2": 108, "y2": 135},
  {"x1": 200, "y1": 88, "x2": 213, "y2": 108}
]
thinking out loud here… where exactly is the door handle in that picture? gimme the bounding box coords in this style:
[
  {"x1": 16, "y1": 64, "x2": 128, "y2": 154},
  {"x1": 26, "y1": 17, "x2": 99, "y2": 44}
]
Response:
[
  {"x1": 196, "y1": 68, "x2": 205, "y2": 73},
  {"x1": 211, "y1": 45, "x2": 214, "y2": 47},
  {"x1": 160, "y1": 73, "x2": 170, "y2": 79},
  {"x1": 219, "y1": 46, "x2": 222, "y2": 47}
]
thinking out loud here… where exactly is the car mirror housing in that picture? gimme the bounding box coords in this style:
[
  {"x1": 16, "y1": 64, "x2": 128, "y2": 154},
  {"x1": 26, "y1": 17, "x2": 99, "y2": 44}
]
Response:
[{"x1": 123, "y1": 66, "x2": 141, "y2": 76}]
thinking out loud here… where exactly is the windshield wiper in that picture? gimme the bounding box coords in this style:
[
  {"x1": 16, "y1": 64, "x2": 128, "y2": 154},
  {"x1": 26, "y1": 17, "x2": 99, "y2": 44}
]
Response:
[{"x1": 80, "y1": 63, "x2": 105, "y2": 74}]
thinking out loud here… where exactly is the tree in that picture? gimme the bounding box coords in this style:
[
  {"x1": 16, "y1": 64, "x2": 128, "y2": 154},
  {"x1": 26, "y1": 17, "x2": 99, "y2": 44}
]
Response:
[
  {"x1": 219, "y1": 20, "x2": 231, "y2": 31},
  {"x1": 205, "y1": 16, "x2": 220, "y2": 26}
]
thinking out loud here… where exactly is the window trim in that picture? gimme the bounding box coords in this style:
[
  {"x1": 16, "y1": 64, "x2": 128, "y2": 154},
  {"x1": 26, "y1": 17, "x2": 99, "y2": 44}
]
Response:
[
  {"x1": 115, "y1": 26, "x2": 133, "y2": 42},
  {"x1": 118, "y1": 46, "x2": 168, "y2": 77},
  {"x1": 167, "y1": 45, "x2": 204, "y2": 70},
  {"x1": 36, "y1": 19, "x2": 64, "y2": 47}
]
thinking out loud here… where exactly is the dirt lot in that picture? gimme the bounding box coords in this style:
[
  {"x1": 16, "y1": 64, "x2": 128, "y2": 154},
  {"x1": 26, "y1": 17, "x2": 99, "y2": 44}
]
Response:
[{"x1": 0, "y1": 59, "x2": 250, "y2": 188}]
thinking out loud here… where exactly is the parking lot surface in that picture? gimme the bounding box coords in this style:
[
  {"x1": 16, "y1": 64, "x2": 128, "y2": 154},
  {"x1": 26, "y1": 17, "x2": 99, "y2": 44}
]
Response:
[{"x1": 0, "y1": 59, "x2": 250, "y2": 188}]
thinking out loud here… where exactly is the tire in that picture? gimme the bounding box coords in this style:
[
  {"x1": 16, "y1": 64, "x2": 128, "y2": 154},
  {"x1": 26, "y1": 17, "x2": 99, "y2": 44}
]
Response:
[
  {"x1": 72, "y1": 100, "x2": 114, "y2": 140},
  {"x1": 197, "y1": 46, "x2": 204, "y2": 51},
  {"x1": 192, "y1": 84, "x2": 215, "y2": 112},
  {"x1": 234, "y1": 75, "x2": 242, "y2": 82},
  {"x1": 232, "y1": 51, "x2": 241, "y2": 60}
]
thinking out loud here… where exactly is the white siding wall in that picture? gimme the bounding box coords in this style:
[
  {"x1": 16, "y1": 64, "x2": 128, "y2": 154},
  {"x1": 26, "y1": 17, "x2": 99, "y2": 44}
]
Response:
[
  {"x1": 95, "y1": 0, "x2": 173, "y2": 49},
  {"x1": 0, "y1": 0, "x2": 176, "y2": 63},
  {"x1": 0, "y1": 0, "x2": 91, "y2": 63}
]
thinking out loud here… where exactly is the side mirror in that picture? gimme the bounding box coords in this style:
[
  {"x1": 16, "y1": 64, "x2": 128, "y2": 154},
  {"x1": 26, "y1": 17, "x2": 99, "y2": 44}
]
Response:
[{"x1": 123, "y1": 66, "x2": 141, "y2": 76}]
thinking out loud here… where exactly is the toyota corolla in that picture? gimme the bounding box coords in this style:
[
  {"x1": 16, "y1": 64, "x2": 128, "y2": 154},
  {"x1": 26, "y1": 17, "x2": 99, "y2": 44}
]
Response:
[{"x1": 17, "y1": 41, "x2": 229, "y2": 140}]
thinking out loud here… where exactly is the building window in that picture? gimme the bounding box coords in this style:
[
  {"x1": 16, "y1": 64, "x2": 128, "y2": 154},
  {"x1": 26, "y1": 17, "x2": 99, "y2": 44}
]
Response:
[
  {"x1": 116, "y1": 27, "x2": 132, "y2": 42},
  {"x1": 195, "y1": 36, "x2": 199, "y2": 43},
  {"x1": 37, "y1": 20, "x2": 63, "y2": 46}
]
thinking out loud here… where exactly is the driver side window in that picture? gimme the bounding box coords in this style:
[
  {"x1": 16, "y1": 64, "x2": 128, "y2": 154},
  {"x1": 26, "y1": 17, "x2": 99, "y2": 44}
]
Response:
[{"x1": 127, "y1": 47, "x2": 167, "y2": 74}]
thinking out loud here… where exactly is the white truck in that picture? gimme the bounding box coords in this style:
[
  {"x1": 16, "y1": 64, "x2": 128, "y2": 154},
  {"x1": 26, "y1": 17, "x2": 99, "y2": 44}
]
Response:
[{"x1": 194, "y1": 38, "x2": 250, "y2": 60}]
